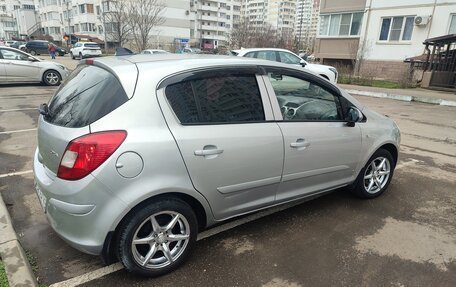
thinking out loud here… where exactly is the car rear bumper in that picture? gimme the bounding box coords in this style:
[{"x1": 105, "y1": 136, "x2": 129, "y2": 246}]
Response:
[{"x1": 33, "y1": 149, "x2": 128, "y2": 255}]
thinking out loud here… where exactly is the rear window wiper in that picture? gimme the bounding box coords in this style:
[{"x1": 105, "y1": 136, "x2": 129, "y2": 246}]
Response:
[{"x1": 39, "y1": 103, "x2": 50, "y2": 116}]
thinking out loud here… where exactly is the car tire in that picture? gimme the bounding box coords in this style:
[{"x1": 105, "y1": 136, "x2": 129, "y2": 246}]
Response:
[
  {"x1": 117, "y1": 197, "x2": 198, "y2": 277},
  {"x1": 30, "y1": 50, "x2": 36, "y2": 56},
  {"x1": 350, "y1": 148, "x2": 395, "y2": 198},
  {"x1": 70, "y1": 52, "x2": 75, "y2": 60},
  {"x1": 42, "y1": 70, "x2": 61, "y2": 86},
  {"x1": 79, "y1": 53, "x2": 83, "y2": 60}
]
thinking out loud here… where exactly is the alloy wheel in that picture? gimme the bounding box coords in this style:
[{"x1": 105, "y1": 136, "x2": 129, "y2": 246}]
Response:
[
  {"x1": 45, "y1": 72, "x2": 60, "y2": 85},
  {"x1": 131, "y1": 211, "x2": 190, "y2": 269},
  {"x1": 363, "y1": 157, "x2": 391, "y2": 194}
]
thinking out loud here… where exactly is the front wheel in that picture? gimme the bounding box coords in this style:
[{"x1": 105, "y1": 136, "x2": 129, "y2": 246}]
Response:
[
  {"x1": 117, "y1": 198, "x2": 198, "y2": 277},
  {"x1": 42, "y1": 70, "x2": 61, "y2": 86},
  {"x1": 79, "y1": 53, "x2": 83, "y2": 60},
  {"x1": 30, "y1": 50, "x2": 36, "y2": 56},
  {"x1": 350, "y1": 149, "x2": 395, "y2": 198}
]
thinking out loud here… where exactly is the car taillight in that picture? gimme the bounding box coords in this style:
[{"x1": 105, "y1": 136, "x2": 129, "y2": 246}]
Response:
[{"x1": 57, "y1": 131, "x2": 127, "y2": 180}]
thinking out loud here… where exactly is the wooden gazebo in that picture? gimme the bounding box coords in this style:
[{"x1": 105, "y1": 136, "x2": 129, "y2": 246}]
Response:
[{"x1": 421, "y1": 34, "x2": 456, "y2": 90}]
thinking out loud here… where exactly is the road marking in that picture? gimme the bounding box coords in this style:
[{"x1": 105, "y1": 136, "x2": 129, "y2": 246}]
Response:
[
  {"x1": 45, "y1": 158, "x2": 425, "y2": 287},
  {"x1": 0, "y1": 128, "x2": 37, "y2": 135},
  {"x1": 49, "y1": 263, "x2": 124, "y2": 287},
  {"x1": 0, "y1": 94, "x2": 50, "y2": 99},
  {"x1": 0, "y1": 108, "x2": 37, "y2": 113},
  {"x1": 0, "y1": 170, "x2": 33, "y2": 178},
  {"x1": 395, "y1": 158, "x2": 422, "y2": 170}
]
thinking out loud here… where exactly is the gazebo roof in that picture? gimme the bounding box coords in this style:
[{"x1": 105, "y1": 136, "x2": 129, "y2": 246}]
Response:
[{"x1": 423, "y1": 34, "x2": 456, "y2": 45}]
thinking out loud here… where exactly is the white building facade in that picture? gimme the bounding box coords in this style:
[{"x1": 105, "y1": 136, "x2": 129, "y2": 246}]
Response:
[
  {"x1": 0, "y1": 0, "x2": 38, "y2": 39},
  {"x1": 190, "y1": 0, "x2": 242, "y2": 49},
  {"x1": 295, "y1": 0, "x2": 320, "y2": 50},
  {"x1": 361, "y1": 0, "x2": 456, "y2": 61},
  {"x1": 315, "y1": 0, "x2": 456, "y2": 81},
  {"x1": 35, "y1": 0, "x2": 191, "y2": 50},
  {"x1": 242, "y1": 0, "x2": 296, "y2": 35}
]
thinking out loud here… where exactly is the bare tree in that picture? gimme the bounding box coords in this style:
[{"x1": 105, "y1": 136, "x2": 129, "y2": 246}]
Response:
[
  {"x1": 229, "y1": 17, "x2": 294, "y2": 50},
  {"x1": 128, "y1": 0, "x2": 166, "y2": 51},
  {"x1": 103, "y1": 1, "x2": 133, "y2": 47}
]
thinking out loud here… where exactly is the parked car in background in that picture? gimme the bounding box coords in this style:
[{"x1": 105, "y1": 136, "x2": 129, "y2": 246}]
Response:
[
  {"x1": 25, "y1": 40, "x2": 50, "y2": 55},
  {"x1": 4, "y1": 40, "x2": 15, "y2": 47},
  {"x1": 182, "y1": 47, "x2": 201, "y2": 54},
  {"x1": 54, "y1": 45, "x2": 67, "y2": 56},
  {"x1": 19, "y1": 43, "x2": 26, "y2": 51},
  {"x1": 141, "y1": 49, "x2": 170, "y2": 55},
  {"x1": 232, "y1": 48, "x2": 339, "y2": 83},
  {"x1": 0, "y1": 46, "x2": 68, "y2": 85},
  {"x1": 70, "y1": 42, "x2": 102, "y2": 59},
  {"x1": 34, "y1": 54, "x2": 400, "y2": 277},
  {"x1": 10, "y1": 41, "x2": 26, "y2": 49}
]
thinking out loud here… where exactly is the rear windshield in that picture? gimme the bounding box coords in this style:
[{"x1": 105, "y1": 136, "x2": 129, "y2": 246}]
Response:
[
  {"x1": 85, "y1": 43, "x2": 100, "y2": 48},
  {"x1": 45, "y1": 65, "x2": 128, "y2": 128}
]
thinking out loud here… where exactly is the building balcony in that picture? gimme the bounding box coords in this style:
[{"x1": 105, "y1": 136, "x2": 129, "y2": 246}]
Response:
[
  {"x1": 200, "y1": 5, "x2": 220, "y2": 13},
  {"x1": 200, "y1": 15, "x2": 220, "y2": 22}
]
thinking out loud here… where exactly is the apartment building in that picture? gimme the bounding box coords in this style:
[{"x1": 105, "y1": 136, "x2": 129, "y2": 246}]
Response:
[
  {"x1": 314, "y1": 0, "x2": 456, "y2": 81},
  {"x1": 36, "y1": 0, "x2": 191, "y2": 50},
  {"x1": 242, "y1": 0, "x2": 296, "y2": 35},
  {"x1": 190, "y1": 0, "x2": 242, "y2": 49},
  {"x1": 0, "y1": 0, "x2": 38, "y2": 39},
  {"x1": 295, "y1": 0, "x2": 320, "y2": 51}
]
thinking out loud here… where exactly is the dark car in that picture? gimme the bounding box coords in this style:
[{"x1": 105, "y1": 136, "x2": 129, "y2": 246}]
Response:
[
  {"x1": 25, "y1": 40, "x2": 66, "y2": 56},
  {"x1": 54, "y1": 45, "x2": 67, "y2": 56},
  {"x1": 25, "y1": 40, "x2": 49, "y2": 55}
]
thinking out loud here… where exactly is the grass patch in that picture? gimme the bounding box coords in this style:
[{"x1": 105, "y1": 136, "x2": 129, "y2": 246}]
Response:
[
  {"x1": 338, "y1": 76, "x2": 404, "y2": 89},
  {"x1": 0, "y1": 258, "x2": 9, "y2": 287}
]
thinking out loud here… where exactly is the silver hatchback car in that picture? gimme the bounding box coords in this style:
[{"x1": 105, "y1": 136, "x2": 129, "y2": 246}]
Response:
[{"x1": 34, "y1": 55, "x2": 400, "y2": 276}]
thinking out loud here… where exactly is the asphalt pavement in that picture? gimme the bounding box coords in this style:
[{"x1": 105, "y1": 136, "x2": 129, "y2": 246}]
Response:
[{"x1": 0, "y1": 84, "x2": 455, "y2": 287}]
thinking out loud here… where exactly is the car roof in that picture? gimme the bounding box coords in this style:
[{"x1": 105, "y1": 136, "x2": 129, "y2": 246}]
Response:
[{"x1": 233, "y1": 48, "x2": 294, "y2": 54}]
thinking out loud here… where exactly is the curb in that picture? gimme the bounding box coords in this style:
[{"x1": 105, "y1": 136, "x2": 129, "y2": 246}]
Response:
[
  {"x1": 345, "y1": 89, "x2": 456, "y2": 107},
  {"x1": 0, "y1": 194, "x2": 38, "y2": 287}
]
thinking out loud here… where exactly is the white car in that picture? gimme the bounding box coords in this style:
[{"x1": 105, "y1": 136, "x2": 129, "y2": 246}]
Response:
[
  {"x1": 140, "y1": 49, "x2": 170, "y2": 55},
  {"x1": 70, "y1": 42, "x2": 102, "y2": 60},
  {"x1": 0, "y1": 46, "x2": 69, "y2": 85},
  {"x1": 232, "y1": 48, "x2": 338, "y2": 83},
  {"x1": 4, "y1": 40, "x2": 15, "y2": 47}
]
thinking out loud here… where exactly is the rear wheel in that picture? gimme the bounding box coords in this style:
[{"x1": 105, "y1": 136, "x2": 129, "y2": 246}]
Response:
[
  {"x1": 117, "y1": 198, "x2": 198, "y2": 277},
  {"x1": 350, "y1": 149, "x2": 395, "y2": 198},
  {"x1": 30, "y1": 50, "x2": 36, "y2": 56},
  {"x1": 42, "y1": 70, "x2": 61, "y2": 86}
]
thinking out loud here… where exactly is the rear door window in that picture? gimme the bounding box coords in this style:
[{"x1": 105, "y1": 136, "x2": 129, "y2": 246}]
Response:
[
  {"x1": 45, "y1": 65, "x2": 128, "y2": 127},
  {"x1": 165, "y1": 74, "x2": 265, "y2": 124}
]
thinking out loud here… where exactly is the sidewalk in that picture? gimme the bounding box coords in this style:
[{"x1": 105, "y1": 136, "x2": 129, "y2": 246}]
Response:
[
  {"x1": 0, "y1": 194, "x2": 37, "y2": 287},
  {"x1": 339, "y1": 84, "x2": 456, "y2": 107}
]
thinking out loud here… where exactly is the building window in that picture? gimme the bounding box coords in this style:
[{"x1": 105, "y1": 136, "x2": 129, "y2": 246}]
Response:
[
  {"x1": 87, "y1": 4, "x2": 94, "y2": 14},
  {"x1": 379, "y1": 16, "x2": 414, "y2": 41},
  {"x1": 319, "y1": 12, "x2": 363, "y2": 37},
  {"x1": 79, "y1": 4, "x2": 85, "y2": 14},
  {"x1": 449, "y1": 14, "x2": 456, "y2": 34}
]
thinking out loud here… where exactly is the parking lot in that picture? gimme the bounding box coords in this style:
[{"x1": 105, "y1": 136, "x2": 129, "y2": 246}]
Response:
[{"x1": 0, "y1": 84, "x2": 455, "y2": 286}]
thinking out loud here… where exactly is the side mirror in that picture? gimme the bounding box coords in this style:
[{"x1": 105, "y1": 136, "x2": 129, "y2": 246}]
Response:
[
  {"x1": 300, "y1": 59, "x2": 307, "y2": 67},
  {"x1": 346, "y1": 107, "x2": 363, "y2": 127}
]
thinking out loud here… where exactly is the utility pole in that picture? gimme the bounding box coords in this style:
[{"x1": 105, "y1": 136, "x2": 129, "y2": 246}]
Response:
[
  {"x1": 66, "y1": 0, "x2": 71, "y2": 47},
  {"x1": 102, "y1": 5, "x2": 107, "y2": 53}
]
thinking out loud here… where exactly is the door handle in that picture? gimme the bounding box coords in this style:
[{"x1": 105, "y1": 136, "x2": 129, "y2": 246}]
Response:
[
  {"x1": 194, "y1": 149, "x2": 223, "y2": 156},
  {"x1": 290, "y1": 138, "x2": 310, "y2": 149}
]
